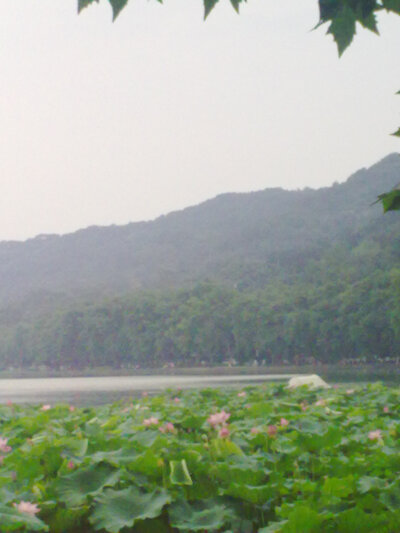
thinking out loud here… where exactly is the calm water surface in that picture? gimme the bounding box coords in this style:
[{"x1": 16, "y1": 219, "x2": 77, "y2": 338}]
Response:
[{"x1": 0, "y1": 374, "x2": 299, "y2": 405}]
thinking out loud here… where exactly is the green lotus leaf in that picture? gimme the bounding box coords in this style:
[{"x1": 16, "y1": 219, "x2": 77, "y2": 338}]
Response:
[
  {"x1": 259, "y1": 521, "x2": 287, "y2": 533},
  {"x1": 222, "y1": 482, "x2": 275, "y2": 504},
  {"x1": 46, "y1": 506, "x2": 88, "y2": 533},
  {"x1": 179, "y1": 413, "x2": 205, "y2": 429},
  {"x1": 169, "y1": 459, "x2": 193, "y2": 485},
  {"x1": 380, "y1": 445, "x2": 398, "y2": 456},
  {"x1": 169, "y1": 499, "x2": 237, "y2": 531},
  {"x1": 294, "y1": 419, "x2": 325, "y2": 435},
  {"x1": 246, "y1": 402, "x2": 274, "y2": 417},
  {"x1": 89, "y1": 486, "x2": 171, "y2": 532},
  {"x1": 210, "y1": 438, "x2": 244, "y2": 458},
  {"x1": 291, "y1": 479, "x2": 317, "y2": 495},
  {"x1": 357, "y1": 476, "x2": 387, "y2": 494},
  {"x1": 128, "y1": 448, "x2": 163, "y2": 477},
  {"x1": 211, "y1": 455, "x2": 268, "y2": 486},
  {"x1": 62, "y1": 438, "x2": 88, "y2": 457},
  {"x1": 322, "y1": 476, "x2": 354, "y2": 498},
  {"x1": 89, "y1": 448, "x2": 139, "y2": 466},
  {"x1": 297, "y1": 426, "x2": 342, "y2": 451},
  {"x1": 273, "y1": 438, "x2": 298, "y2": 455},
  {"x1": 128, "y1": 517, "x2": 172, "y2": 533},
  {"x1": 130, "y1": 430, "x2": 160, "y2": 448},
  {"x1": 333, "y1": 506, "x2": 385, "y2": 533},
  {"x1": 357, "y1": 493, "x2": 386, "y2": 513},
  {"x1": 278, "y1": 505, "x2": 325, "y2": 533},
  {"x1": 57, "y1": 463, "x2": 121, "y2": 506},
  {"x1": 379, "y1": 483, "x2": 400, "y2": 511},
  {"x1": 0, "y1": 487, "x2": 16, "y2": 504}
]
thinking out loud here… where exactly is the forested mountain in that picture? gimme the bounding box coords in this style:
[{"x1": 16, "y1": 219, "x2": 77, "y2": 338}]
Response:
[
  {"x1": 1, "y1": 154, "x2": 400, "y2": 369},
  {"x1": 1, "y1": 153, "x2": 400, "y2": 303}
]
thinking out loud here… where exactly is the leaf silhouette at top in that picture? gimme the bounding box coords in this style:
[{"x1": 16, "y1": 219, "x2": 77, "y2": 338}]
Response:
[
  {"x1": 204, "y1": 0, "x2": 220, "y2": 19},
  {"x1": 78, "y1": 0, "x2": 99, "y2": 13}
]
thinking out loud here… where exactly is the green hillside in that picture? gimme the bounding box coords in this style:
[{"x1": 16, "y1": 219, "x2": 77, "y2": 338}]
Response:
[{"x1": 0, "y1": 154, "x2": 400, "y2": 369}]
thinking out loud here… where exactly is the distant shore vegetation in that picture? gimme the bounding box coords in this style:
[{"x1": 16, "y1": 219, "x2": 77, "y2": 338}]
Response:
[{"x1": 1, "y1": 277, "x2": 400, "y2": 371}]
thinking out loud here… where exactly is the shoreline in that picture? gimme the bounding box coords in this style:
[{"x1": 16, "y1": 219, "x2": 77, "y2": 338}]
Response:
[{"x1": 0, "y1": 364, "x2": 398, "y2": 382}]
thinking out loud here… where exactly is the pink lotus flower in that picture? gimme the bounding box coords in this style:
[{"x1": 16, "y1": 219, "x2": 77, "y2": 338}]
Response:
[
  {"x1": 315, "y1": 399, "x2": 326, "y2": 407},
  {"x1": 207, "y1": 410, "x2": 230, "y2": 427},
  {"x1": 219, "y1": 427, "x2": 230, "y2": 438},
  {"x1": 280, "y1": 418, "x2": 289, "y2": 427},
  {"x1": 67, "y1": 460, "x2": 74, "y2": 470},
  {"x1": 143, "y1": 417, "x2": 159, "y2": 427},
  {"x1": 383, "y1": 406, "x2": 389, "y2": 413},
  {"x1": 237, "y1": 391, "x2": 246, "y2": 397},
  {"x1": 267, "y1": 425, "x2": 278, "y2": 437},
  {"x1": 368, "y1": 430, "x2": 382, "y2": 441},
  {"x1": 250, "y1": 427, "x2": 259, "y2": 435},
  {"x1": 173, "y1": 397, "x2": 180, "y2": 403},
  {"x1": 13, "y1": 501, "x2": 40, "y2": 516},
  {"x1": 0, "y1": 438, "x2": 11, "y2": 453},
  {"x1": 159, "y1": 422, "x2": 175, "y2": 433},
  {"x1": 6, "y1": 400, "x2": 13, "y2": 407},
  {"x1": 41, "y1": 405, "x2": 51, "y2": 411},
  {"x1": 69, "y1": 405, "x2": 75, "y2": 412}
]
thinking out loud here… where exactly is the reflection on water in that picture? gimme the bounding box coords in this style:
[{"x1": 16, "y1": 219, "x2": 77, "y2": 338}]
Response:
[{"x1": 0, "y1": 374, "x2": 298, "y2": 405}]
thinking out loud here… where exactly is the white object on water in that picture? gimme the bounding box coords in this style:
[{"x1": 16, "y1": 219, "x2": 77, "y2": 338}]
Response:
[{"x1": 288, "y1": 374, "x2": 330, "y2": 390}]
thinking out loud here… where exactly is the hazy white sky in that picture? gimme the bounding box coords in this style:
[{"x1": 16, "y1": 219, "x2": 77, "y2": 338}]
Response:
[{"x1": 0, "y1": 0, "x2": 399, "y2": 241}]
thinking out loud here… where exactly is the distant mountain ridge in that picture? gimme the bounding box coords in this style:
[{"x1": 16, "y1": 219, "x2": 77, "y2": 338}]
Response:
[{"x1": 1, "y1": 153, "x2": 400, "y2": 303}]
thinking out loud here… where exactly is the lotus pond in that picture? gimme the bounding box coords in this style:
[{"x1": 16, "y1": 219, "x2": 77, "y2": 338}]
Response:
[{"x1": 0, "y1": 383, "x2": 399, "y2": 532}]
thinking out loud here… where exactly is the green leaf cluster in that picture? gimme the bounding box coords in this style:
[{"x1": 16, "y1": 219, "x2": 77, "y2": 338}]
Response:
[
  {"x1": 77, "y1": 0, "x2": 248, "y2": 20},
  {"x1": 77, "y1": 0, "x2": 400, "y2": 45},
  {"x1": 0, "y1": 383, "x2": 399, "y2": 531}
]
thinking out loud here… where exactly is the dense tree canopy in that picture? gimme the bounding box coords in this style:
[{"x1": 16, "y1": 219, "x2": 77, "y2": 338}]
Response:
[{"x1": 1, "y1": 272, "x2": 399, "y2": 370}]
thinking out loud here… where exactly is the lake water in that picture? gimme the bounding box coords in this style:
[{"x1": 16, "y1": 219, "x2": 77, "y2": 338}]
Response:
[{"x1": 0, "y1": 374, "x2": 298, "y2": 405}]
